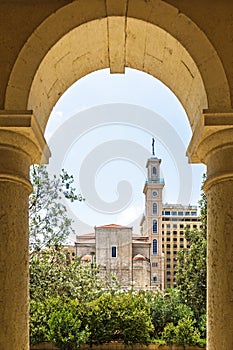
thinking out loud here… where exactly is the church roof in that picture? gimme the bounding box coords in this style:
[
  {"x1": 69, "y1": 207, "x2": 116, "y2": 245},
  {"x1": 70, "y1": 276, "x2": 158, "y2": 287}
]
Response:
[
  {"x1": 96, "y1": 223, "x2": 130, "y2": 229},
  {"x1": 81, "y1": 254, "x2": 92, "y2": 261},
  {"x1": 133, "y1": 254, "x2": 147, "y2": 261}
]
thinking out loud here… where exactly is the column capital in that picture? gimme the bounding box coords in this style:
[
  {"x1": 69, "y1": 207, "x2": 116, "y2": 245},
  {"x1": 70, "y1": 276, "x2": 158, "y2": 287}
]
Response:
[
  {"x1": 0, "y1": 110, "x2": 50, "y2": 164},
  {"x1": 187, "y1": 109, "x2": 233, "y2": 164}
]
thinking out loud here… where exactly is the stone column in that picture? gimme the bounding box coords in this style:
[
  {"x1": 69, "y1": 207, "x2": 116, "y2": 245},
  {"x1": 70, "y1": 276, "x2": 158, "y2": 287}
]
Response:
[
  {"x1": 0, "y1": 111, "x2": 50, "y2": 350},
  {"x1": 187, "y1": 111, "x2": 233, "y2": 350}
]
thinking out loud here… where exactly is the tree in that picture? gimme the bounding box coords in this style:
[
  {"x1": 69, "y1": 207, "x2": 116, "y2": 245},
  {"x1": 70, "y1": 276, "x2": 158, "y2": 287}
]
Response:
[
  {"x1": 30, "y1": 248, "x2": 153, "y2": 347},
  {"x1": 161, "y1": 317, "x2": 202, "y2": 346},
  {"x1": 148, "y1": 288, "x2": 194, "y2": 338},
  {"x1": 29, "y1": 164, "x2": 83, "y2": 252},
  {"x1": 176, "y1": 175, "x2": 207, "y2": 322},
  {"x1": 30, "y1": 246, "x2": 119, "y2": 303},
  {"x1": 85, "y1": 291, "x2": 154, "y2": 346}
]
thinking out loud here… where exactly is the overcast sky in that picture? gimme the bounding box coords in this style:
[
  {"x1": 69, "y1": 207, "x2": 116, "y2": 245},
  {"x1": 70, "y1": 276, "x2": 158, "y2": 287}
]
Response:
[{"x1": 45, "y1": 68, "x2": 206, "y2": 241}]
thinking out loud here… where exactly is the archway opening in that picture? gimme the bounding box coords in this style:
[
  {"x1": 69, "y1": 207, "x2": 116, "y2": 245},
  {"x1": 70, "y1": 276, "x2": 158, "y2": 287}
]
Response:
[{"x1": 44, "y1": 67, "x2": 206, "y2": 241}]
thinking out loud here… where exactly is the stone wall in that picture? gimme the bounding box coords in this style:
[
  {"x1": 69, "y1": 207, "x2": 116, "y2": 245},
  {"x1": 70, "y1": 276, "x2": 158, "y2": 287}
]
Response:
[{"x1": 31, "y1": 342, "x2": 205, "y2": 350}]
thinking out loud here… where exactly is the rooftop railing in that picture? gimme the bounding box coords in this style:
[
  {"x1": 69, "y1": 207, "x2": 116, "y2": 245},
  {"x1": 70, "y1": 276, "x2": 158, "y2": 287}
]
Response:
[{"x1": 145, "y1": 178, "x2": 165, "y2": 184}]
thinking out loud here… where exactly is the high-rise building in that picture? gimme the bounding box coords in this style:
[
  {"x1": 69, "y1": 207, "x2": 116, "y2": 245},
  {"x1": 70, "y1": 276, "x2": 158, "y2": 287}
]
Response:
[{"x1": 161, "y1": 204, "x2": 201, "y2": 289}]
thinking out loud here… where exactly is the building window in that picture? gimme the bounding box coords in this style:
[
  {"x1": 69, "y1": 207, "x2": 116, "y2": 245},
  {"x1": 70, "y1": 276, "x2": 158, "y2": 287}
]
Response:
[
  {"x1": 166, "y1": 264, "x2": 171, "y2": 268},
  {"x1": 180, "y1": 224, "x2": 184, "y2": 228},
  {"x1": 167, "y1": 224, "x2": 170, "y2": 228},
  {"x1": 153, "y1": 220, "x2": 158, "y2": 233},
  {"x1": 153, "y1": 203, "x2": 158, "y2": 215},
  {"x1": 178, "y1": 211, "x2": 183, "y2": 216},
  {"x1": 152, "y1": 262, "x2": 158, "y2": 267},
  {"x1": 152, "y1": 167, "x2": 156, "y2": 176},
  {"x1": 152, "y1": 239, "x2": 158, "y2": 255},
  {"x1": 111, "y1": 246, "x2": 117, "y2": 258},
  {"x1": 165, "y1": 211, "x2": 170, "y2": 215},
  {"x1": 152, "y1": 273, "x2": 158, "y2": 282}
]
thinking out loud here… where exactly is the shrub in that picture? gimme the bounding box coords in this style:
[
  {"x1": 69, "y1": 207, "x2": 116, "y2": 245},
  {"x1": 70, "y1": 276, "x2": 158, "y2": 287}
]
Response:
[
  {"x1": 162, "y1": 317, "x2": 201, "y2": 346},
  {"x1": 48, "y1": 300, "x2": 89, "y2": 350}
]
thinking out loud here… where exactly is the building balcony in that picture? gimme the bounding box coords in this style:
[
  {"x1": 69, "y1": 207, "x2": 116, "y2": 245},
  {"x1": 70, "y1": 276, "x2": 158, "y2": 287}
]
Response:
[{"x1": 145, "y1": 178, "x2": 165, "y2": 184}]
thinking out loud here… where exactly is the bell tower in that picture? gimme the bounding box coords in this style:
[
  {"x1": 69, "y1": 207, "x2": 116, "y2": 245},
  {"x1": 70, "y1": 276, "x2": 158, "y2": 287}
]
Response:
[{"x1": 143, "y1": 138, "x2": 165, "y2": 289}]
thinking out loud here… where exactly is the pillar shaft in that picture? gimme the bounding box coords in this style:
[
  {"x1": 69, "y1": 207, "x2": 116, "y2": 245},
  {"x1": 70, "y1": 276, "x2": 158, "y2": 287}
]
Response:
[
  {"x1": 0, "y1": 111, "x2": 50, "y2": 350},
  {"x1": 0, "y1": 170, "x2": 31, "y2": 349},
  {"x1": 204, "y1": 148, "x2": 233, "y2": 350},
  {"x1": 187, "y1": 111, "x2": 233, "y2": 350}
]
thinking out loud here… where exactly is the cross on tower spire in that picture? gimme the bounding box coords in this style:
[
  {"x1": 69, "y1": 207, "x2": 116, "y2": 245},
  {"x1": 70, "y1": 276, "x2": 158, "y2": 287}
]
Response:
[{"x1": 152, "y1": 137, "x2": 155, "y2": 156}]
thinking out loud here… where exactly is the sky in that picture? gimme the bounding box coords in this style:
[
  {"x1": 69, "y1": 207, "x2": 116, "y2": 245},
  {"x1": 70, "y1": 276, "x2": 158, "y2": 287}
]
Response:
[{"x1": 45, "y1": 68, "x2": 206, "y2": 241}]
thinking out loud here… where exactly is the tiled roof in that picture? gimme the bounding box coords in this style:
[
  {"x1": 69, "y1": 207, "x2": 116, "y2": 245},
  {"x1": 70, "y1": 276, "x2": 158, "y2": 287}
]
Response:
[
  {"x1": 133, "y1": 254, "x2": 147, "y2": 261},
  {"x1": 96, "y1": 223, "x2": 130, "y2": 229},
  {"x1": 81, "y1": 254, "x2": 92, "y2": 261}
]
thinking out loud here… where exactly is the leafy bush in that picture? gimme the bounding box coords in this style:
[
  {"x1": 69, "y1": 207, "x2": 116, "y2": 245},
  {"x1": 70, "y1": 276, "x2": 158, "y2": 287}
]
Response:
[
  {"x1": 149, "y1": 289, "x2": 194, "y2": 338},
  {"x1": 48, "y1": 299, "x2": 89, "y2": 350},
  {"x1": 162, "y1": 317, "x2": 202, "y2": 346},
  {"x1": 85, "y1": 291, "x2": 154, "y2": 346}
]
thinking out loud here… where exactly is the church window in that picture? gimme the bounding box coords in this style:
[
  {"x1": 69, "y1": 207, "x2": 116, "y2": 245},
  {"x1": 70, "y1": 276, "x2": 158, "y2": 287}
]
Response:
[
  {"x1": 152, "y1": 239, "x2": 158, "y2": 254},
  {"x1": 152, "y1": 220, "x2": 158, "y2": 233},
  {"x1": 152, "y1": 166, "x2": 156, "y2": 176},
  {"x1": 153, "y1": 203, "x2": 158, "y2": 215},
  {"x1": 111, "y1": 246, "x2": 117, "y2": 258}
]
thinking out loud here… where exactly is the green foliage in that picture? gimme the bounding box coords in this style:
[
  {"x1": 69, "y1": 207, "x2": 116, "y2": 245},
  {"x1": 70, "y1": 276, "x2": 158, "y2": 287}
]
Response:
[
  {"x1": 29, "y1": 165, "x2": 84, "y2": 252},
  {"x1": 48, "y1": 299, "x2": 90, "y2": 350},
  {"x1": 85, "y1": 291, "x2": 154, "y2": 346},
  {"x1": 162, "y1": 317, "x2": 202, "y2": 346},
  {"x1": 30, "y1": 246, "x2": 118, "y2": 303},
  {"x1": 30, "y1": 297, "x2": 90, "y2": 349},
  {"x1": 148, "y1": 289, "x2": 194, "y2": 338},
  {"x1": 176, "y1": 175, "x2": 207, "y2": 321}
]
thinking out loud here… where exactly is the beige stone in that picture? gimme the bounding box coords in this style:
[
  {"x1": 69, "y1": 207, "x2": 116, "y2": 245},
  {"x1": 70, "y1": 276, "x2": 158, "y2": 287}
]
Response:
[{"x1": 0, "y1": 1, "x2": 232, "y2": 349}]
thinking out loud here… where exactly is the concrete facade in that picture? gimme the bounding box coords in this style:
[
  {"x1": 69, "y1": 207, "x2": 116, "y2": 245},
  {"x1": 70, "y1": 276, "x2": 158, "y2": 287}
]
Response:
[{"x1": 0, "y1": 1, "x2": 233, "y2": 349}]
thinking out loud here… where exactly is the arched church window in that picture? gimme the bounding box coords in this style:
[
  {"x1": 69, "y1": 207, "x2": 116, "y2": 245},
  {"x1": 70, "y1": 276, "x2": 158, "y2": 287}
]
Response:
[
  {"x1": 152, "y1": 239, "x2": 158, "y2": 254},
  {"x1": 152, "y1": 166, "x2": 156, "y2": 176},
  {"x1": 153, "y1": 220, "x2": 158, "y2": 233},
  {"x1": 153, "y1": 203, "x2": 158, "y2": 215}
]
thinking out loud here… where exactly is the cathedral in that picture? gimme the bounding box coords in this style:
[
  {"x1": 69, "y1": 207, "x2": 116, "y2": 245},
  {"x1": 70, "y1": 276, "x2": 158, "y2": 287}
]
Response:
[{"x1": 75, "y1": 146, "x2": 201, "y2": 290}]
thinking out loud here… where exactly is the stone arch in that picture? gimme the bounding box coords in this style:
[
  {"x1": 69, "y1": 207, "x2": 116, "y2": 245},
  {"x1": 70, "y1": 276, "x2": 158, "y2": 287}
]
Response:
[{"x1": 5, "y1": 0, "x2": 231, "y2": 134}]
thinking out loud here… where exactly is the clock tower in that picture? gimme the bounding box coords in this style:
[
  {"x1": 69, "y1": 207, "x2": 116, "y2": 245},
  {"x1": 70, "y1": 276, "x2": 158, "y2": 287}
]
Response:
[{"x1": 143, "y1": 140, "x2": 165, "y2": 289}]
